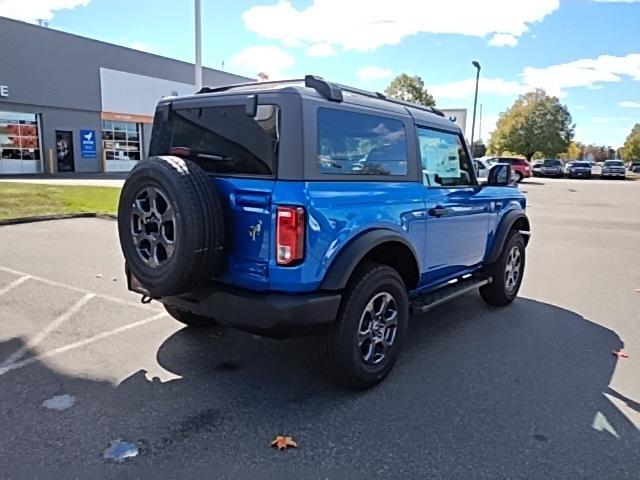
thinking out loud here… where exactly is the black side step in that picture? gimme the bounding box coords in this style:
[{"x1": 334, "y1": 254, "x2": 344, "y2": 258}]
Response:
[{"x1": 410, "y1": 276, "x2": 492, "y2": 314}]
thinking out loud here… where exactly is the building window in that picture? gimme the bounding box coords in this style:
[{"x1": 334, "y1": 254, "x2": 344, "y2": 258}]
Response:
[
  {"x1": 102, "y1": 120, "x2": 141, "y2": 161},
  {"x1": 0, "y1": 111, "x2": 42, "y2": 173}
]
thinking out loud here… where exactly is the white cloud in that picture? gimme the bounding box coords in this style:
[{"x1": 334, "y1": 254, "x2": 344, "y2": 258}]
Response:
[
  {"x1": 128, "y1": 41, "x2": 154, "y2": 53},
  {"x1": 0, "y1": 0, "x2": 89, "y2": 22},
  {"x1": 357, "y1": 66, "x2": 393, "y2": 82},
  {"x1": 306, "y1": 43, "x2": 336, "y2": 57},
  {"x1": 430, "y1": 53, "x2": 640, "y2": 105},
  {"x1": 228, "y1": 45, "x2": 295, "y2": 80},
  {"x1": 619, "y1": 100, "x2": 640, "y2": 108},
  {"x1": 488, "y1": 33, "x2": 518, "y2": 47},
  {"x1": 430, "y1": 77, "x2": 527, "y2": 100},
  {"x1": 242, "y1": 0, "x2": 559, "y2": 52},
  {"x1": 521, "y1": 53, "x2": 640, "y2": 97}
]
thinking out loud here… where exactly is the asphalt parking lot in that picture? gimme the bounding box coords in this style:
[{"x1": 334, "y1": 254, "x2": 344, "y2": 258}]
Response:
[{"x1": 1, "y1": 178, "x2": 639, "y2": 478}]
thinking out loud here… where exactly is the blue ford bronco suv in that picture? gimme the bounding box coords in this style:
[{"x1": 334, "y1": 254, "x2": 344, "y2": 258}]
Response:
[{"x1": 118, "y1": 75, "x2": 530, "y2": 388}]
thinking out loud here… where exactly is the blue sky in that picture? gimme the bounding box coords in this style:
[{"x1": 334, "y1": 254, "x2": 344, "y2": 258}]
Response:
[{"x1": 3, "y1": 0, "x2": 640, "y2": 147}]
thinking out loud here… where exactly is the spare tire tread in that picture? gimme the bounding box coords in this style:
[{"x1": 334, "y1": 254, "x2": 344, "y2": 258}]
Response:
[{"x1": 118, "y1": 156, "x2": 224, "y2": 297}]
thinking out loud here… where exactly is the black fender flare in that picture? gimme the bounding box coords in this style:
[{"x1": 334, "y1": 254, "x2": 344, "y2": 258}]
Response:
[
  {"x1": 486, "y1": 210, "x2": 531, "y2": 264},
  {"x1": 320, "y1": 229, "x2": 420, "y2": 291}
]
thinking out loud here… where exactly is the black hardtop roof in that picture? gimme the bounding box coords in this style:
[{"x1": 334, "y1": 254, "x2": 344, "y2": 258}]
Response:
[{"x1": 163, "y1": 75, "x2": 459, "y2": 132}]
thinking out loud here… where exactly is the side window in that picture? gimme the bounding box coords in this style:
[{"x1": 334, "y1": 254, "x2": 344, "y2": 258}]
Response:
[
  {"x1": 417, "y1": 127, "x2": 474, "y2": 187},
  {"x1": 317, "y1": 108, "x2": 408, "y2": 176}
]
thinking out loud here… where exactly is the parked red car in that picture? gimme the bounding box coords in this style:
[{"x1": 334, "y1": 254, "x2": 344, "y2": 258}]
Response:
[{"x1": 486, "y1": 157, "x2": 531, "y2": 182}]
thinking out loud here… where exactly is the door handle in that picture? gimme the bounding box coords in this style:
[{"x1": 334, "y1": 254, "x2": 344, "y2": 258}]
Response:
[{"x1": 428, "y1": 206, "x2": 450, "y2": 218}]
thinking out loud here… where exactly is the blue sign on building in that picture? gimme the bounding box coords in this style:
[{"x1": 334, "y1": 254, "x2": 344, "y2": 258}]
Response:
[{"x1": 80, "y1": 129, "x2": 97, "y2": 158}]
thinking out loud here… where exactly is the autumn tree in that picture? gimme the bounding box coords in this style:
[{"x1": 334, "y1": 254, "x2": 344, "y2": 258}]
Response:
[
  {"x1": 384, "y1": 74, "x2": 435, "y2": 107},
  {"x1": 559, "y1": 141, "x2": 582, "y2": 160},
  {"x1": 488, "y1": 89, "x2": 574, "y2": 161},
  {"x1": 621, "y1": 123, "x2": 640, "y2": 160}
]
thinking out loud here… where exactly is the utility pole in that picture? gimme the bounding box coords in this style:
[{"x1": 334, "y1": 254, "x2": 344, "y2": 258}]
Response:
[
  {"x1": 470, "y1": 61, "x2": 481, "y2": 158},
  {"x1": 478, "y1": 103, "x2": 483, "y2": 145},
  {"x1": 194, "y1": 0, "x2": 203, "y2": 91}
]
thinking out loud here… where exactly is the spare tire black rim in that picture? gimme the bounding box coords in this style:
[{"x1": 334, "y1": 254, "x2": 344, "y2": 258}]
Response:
[{"x1": 130, "y1": 186, "x2": 176, "y2": 268}]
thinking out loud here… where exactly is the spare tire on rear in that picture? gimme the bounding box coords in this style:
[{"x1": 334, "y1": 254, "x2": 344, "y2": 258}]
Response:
[{"x1": 118, "y1": 156, "x2": 224, "y2": 297}]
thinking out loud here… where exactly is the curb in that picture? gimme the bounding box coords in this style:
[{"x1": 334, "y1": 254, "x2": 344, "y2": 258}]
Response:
[{"x1": 0, "y1": 212, "x2": 117, "y2": 226}]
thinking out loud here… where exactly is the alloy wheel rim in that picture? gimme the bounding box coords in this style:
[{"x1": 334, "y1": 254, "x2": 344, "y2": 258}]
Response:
[
  {"x1": 357, "y1": 292, "x2": 398, "y2": 366},
  {"x1": 130, "y1": 186, "x2": 176, "y2": 268},
  {"x1": 504, "y1": 245, "x2": 521, "y2": 294}
]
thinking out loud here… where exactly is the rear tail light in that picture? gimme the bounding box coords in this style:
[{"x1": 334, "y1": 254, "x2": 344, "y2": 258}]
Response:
[{"x1": 276, "y1": 206, "x2": 305, "y2": 265}]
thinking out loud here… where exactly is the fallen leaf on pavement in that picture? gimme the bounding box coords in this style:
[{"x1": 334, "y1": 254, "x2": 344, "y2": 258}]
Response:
[
  {"x1": 271, "y1": 435, "x2": 298, "y2": 450},
  {"x1": 612, "y1": 350, "x2": 629, "y2": 359}
]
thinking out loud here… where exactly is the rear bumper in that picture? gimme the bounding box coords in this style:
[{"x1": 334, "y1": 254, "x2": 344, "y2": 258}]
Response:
[{"x1": 160, "y1": 284, "x2": 342, "y2": 338}]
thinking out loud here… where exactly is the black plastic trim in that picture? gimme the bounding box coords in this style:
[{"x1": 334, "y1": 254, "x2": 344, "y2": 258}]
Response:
[
  {"x1": 160, "y1": 285, "x2": 341, "y2": 338},
  {"x1": 320, "y1": 229, "x2": 420, "y2": 290},
  {"x1": 486, "y1": 211, "x2": 530, "y2": 264}
]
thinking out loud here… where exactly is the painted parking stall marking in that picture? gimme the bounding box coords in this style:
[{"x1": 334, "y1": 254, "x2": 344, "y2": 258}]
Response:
[{"x1": 0, "y1": 275, "x2": 31, "y2": 296}]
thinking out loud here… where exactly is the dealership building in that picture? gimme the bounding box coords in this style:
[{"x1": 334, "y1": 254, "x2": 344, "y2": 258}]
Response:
[{"x1": 0, "y1": 17, "x2": 249, "y2": 175}]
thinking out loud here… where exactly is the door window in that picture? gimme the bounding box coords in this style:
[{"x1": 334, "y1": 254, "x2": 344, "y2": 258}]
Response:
[
  {"x1": 417, "y1": 127, "x2": 474, "y2": 187},
  {"x1": 317, "y1": 108, "x2": 407, "y2": 176},
  {"x1": 55, "y1": 130, "x2": 75, "y2": 172}
]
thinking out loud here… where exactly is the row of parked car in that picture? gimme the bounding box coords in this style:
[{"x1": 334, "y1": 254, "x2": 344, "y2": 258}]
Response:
[
  {"x1": 532, "y1": 159, "x2": 637, "y2": 179},
  {"x1": 474, "y1": 157, "x2": 640, "y2": 183}
]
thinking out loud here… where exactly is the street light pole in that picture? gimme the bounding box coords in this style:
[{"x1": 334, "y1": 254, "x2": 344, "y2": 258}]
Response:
[
  {"x1": 470, "y1": 60, "x2": 481, "y2": 158},
  {"x1": 194, "y1": 0, "x2": 203, "y2": 91}
]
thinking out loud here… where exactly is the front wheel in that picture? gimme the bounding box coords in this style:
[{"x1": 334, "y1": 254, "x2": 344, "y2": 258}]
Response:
[
  {"x1": 480, "y1": 230, "x2": 526, "y2": 306},
  {"x1": 321, "y1": 263, "x2": 409, "y2": 389}
]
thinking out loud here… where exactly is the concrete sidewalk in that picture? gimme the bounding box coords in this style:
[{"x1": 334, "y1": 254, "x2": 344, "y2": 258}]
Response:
[{"x1": 0, "y1": 173, "x2": 126, "y2": 187}]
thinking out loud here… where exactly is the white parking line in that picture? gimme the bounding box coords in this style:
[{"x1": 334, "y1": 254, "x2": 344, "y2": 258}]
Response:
[
  {"x1": 0, "y1": 275, "x2": 31, "y2": 296},
  {"x1": 0, "y1": 293, "x2": 95, "y2": 368},
  {"x1": 0, "y1": 311, "x2": 168, "y2": 377},
  {"x1": 0, "y1": 266, "x2": 161, "y2": 311}
]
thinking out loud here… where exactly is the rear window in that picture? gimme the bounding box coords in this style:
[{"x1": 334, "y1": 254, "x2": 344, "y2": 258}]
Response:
[
  {"x1": 317, "y1": 108, "x2": 408, "y2": 176},
  {"x1": 149, "y1": 103, "x2": 279, "y2": 176}
]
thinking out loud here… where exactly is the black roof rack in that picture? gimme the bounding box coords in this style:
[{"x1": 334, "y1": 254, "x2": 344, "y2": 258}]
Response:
[
  {"x1": 197, "y1": 78, "x2": 304, "y2": 95},
  {"x1": 197, "y1": 75, "x2": 445, "y2": 118},
  {"x1": 303, "y1": 75, "x2": 445, "y2": 118}
]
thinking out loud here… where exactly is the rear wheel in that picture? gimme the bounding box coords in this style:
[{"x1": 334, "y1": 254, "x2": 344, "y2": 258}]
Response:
[
  {"x1": 321, "y1": 263, "x2": 408, "y2": 389},
  {"x1": 515, "y1": 171, "x2": 524, "y2": 183},
  {"x1": 164, "y1": 304, "x2": 221, "y2": 328},
  {"x1": 480, "y1": 230, "x2": 525, "y2": 306}
]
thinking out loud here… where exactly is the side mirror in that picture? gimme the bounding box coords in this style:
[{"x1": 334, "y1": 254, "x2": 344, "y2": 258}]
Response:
[{"x1": 487, "y1": 163, "x2": 512, "y2": 186}]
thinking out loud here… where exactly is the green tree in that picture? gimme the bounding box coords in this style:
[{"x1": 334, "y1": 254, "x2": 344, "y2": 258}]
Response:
[
  {"x1": 621, "y1": 124, "x2": 640, "y2": 160},
  {"x1": 384, "y1": 73, "x2": 435, "y2": 107},
  {"x1": 488, "y1": 89, "x2": 574, "y2": 161}
]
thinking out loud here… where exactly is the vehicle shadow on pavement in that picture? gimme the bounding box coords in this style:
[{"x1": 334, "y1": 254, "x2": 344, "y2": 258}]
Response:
[{"x1": 1, "y1": 295, "x2": 639, "y2": 478}]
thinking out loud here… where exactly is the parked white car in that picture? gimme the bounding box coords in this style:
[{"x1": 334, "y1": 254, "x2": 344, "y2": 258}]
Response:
[{"x1": 473, "y1": 158, "x2": 497, "y2": 182}]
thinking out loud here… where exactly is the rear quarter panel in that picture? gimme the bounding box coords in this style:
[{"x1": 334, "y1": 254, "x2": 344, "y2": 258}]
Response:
[{"x1": 269, "y1": 181, "x2": 426, "y2": 293}]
